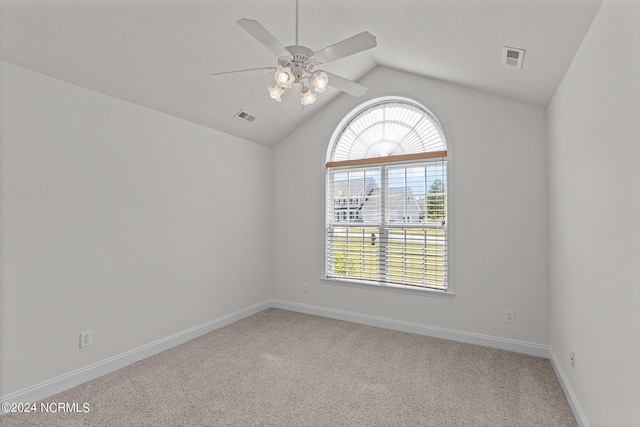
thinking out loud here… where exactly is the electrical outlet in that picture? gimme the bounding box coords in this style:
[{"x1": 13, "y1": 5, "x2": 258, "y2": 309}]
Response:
[
  {"x1": 504, "y1": 309, "x2": 515, "y2": 324},
  {"x1": 79, "y1": 330, "x2": 93, "y2": 348},
  {"x1": 303, "y1": 283, "x2": 308, "y2": 293},
  {"x1": 570, "y1": 350, "x2": 575, "y2": 370}
]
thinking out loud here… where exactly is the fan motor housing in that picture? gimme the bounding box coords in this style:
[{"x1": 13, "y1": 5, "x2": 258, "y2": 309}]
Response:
[{"x1": 280, "y1": 45, "x2": 316, "y2": 80}]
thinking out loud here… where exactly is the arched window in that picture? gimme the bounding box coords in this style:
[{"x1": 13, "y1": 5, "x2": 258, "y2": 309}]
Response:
[{"x1": 325, "y1": 97, "x2": 449, "y2": 291}]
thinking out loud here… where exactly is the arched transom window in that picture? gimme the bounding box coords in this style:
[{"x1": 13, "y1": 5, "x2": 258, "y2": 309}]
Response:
[{"x1": 325, "y1": 98, "x2": 449, "y2": 292}]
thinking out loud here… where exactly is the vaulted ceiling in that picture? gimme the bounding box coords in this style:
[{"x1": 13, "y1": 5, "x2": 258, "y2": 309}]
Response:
[{"x1": 0, "y1": 0, "x2": 603, "y2": 147}]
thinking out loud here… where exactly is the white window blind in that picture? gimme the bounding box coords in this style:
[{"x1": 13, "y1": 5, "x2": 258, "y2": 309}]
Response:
[
  {"x1": 326, "y1": 158, "x2": 447, "y2": 289},
  {"x1": 325, "y1": 99, "x2": 449, "y2": 291}
]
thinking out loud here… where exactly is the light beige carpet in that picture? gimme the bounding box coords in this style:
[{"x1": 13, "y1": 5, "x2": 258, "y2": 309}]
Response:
[{"x1": 1, "y1": 308, "x2": 577, "y2": 426}]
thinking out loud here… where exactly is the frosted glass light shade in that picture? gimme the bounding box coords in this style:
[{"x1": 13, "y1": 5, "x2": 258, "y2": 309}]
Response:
[
  {"x1": 274, "y1": 66, "x2": 295, "y2": 88},
  {"x1": 267, "y1": 84, "x2": 285, "y2": 102},
  {"x1": 310, "y1": 71, "x2": 328, "y2": 93},
  {"x1": 301, "y1": 87, "x2": 317, "y2": 105}
]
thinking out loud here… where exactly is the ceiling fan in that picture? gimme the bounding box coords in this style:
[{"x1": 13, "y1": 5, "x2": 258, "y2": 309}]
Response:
[{"x1": 210, "y1": 0, "x2": 377, "y2": 107}]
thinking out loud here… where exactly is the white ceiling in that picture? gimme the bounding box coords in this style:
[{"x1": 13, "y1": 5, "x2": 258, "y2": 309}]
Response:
[{"x1": 0, "y1": 0, "x2": 603, "y2": 147}]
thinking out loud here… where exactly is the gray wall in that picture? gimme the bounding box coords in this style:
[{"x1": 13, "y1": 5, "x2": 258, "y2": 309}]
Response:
[
  {"x1": 6, "y1": 2, "x2": 637, "y2": 420},
  {"x1": 547, "y1": 0, "x2": 640, "y2": 424},
  {"x1": 272, "y1": 66, "x2": 549, "y2": 345},
  {"x1": 0, "y1": 61, "x2": 273, "y2": 396}
]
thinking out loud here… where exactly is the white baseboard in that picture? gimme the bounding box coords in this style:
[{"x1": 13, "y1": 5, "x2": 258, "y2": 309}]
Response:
[
  {"x1": 272, "y1": 300, "x2": 593, "y2": 424},
  {"x1": 271, "y1": 299, "x2": 551, "y2": 358},
  {"x1": 549, "y1": 347, "x2": 590, "y2": 427},
  {"x1": 0, "y1": 300, "x2": 271, "y2": 407},
  {"x1": 3, "y1": 297, "x2": 586, "y2": 426}
]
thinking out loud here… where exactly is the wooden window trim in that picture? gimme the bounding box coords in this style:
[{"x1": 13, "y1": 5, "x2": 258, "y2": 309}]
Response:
[{"x1": 326, "y1": 150, "x2": 447, "y2": 169}]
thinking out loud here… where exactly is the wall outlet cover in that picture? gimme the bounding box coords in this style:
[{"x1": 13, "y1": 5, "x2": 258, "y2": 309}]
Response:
[
  {"x1": 80, "y1": 330, "x2": 93, "y2": 348},
  {"x1": 505, "y1": 309, "x2": 515, "y2": 324}
]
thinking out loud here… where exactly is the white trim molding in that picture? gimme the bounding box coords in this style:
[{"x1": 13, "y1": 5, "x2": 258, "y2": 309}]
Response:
[
  {"x1": 271, "y1": 299, "x2": 550, "y2": 358},
  {"x1": 0, "y1": 300, "x2": 271, "y2": 407},
  {"x1": 3, "y1": 298, "x2": 588, "y2": 427},
  {"x1": 549, "y1": 347, "x2": 590, "y2": 427}
]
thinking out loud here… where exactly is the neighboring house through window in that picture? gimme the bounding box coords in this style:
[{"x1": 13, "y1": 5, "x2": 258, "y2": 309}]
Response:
[{"x1": 325, "y1": 97, "x2": 450, "y2": 292}]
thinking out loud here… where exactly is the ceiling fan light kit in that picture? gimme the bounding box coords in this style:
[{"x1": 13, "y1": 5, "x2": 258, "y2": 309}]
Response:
[
  {"x1": 309, "y1": 71, "x2": 328, "y2": 93},
  {"x1": 269, "y1": 64, "x2": 327, "y2": 105},
  {"x1": 274, "y1": 66, "x2": 295, "y2": 88},
  {"x1": 210, "y1": 0, "x2": 377, "y2": 109},
  {"x1": 300, "y1": 86, "x2": 317, "y2": 105},
  {"x1": 267, "y1": 84, "x2": 285, "y2": 102}
]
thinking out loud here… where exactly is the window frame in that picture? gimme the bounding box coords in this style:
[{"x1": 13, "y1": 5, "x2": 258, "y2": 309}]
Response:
[{"x1": 322, "y1": 96, "x2": 454, "y2": 296}]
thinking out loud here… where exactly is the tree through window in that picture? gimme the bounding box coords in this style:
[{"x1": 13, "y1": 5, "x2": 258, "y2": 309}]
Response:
[{"x1": 325, "y1": 98, "x2": 449, "y2": 291}]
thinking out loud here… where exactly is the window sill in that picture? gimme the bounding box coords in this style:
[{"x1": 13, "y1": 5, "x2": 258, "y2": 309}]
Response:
[{"x1": 321, "y1": 277, "x2": 455, "y2": 298}]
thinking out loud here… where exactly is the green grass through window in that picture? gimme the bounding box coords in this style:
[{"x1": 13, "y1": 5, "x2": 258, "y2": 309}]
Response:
[{"x1": 329, "y1": 227, "x2": 446, "y2": 288}]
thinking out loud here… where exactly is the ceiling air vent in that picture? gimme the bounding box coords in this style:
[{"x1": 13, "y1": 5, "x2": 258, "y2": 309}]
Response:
[
  {"x1": 502, "y1": 46, "x2": 525, "y2": 69},
  {"x1": 234, "y1": 110, "x2": 256, "y2": 123}
]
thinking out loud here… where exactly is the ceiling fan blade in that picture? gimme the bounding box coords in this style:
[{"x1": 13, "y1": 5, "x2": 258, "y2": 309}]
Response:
[
  {"x1": 210, "y1": 67, "x2": 276, "y2": 80},
  {"x1": 324, "y1": 72, "x2": 368, "y2": 97},
  {"x1": 280, "y1": 83, "x2": 300, "y2": 109},
  {"x1": 237, "y1": 19, "x2": 291, "y2": 58},
  {"x1": 313, "y1": 31, "x2": 377, "y2": 64}
]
